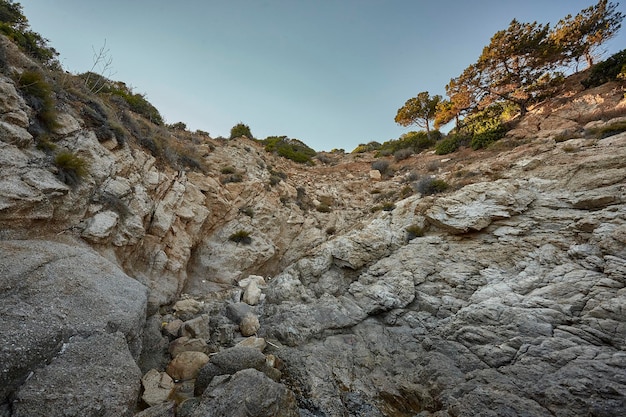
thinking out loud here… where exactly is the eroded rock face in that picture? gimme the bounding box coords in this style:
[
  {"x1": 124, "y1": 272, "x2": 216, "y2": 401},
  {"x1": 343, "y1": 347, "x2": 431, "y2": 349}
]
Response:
[{"x1": 259, "y1": 133, "x2": 626, "y2": 416}]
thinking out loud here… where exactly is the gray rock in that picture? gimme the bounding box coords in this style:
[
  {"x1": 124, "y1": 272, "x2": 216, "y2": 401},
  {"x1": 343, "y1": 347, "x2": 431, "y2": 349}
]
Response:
[
  {"x1": 180, "y1": 314, "x2": 211, "y2": 340},
  {"x1": 138, "y1": 314, "x2": 170, "y2": 374},
  {"x1": 194, "y1": 346, "x2": 276, "y2": 396},
  {"x1": 192, "y1": 369, "x2": 298, "y2": 417},
  {"x1": 134, "y1": 402, "x2": 176, "y2": 417},
  {"x1": 0, "y1": 240, "x2": 147, "y2": 404},
  {"x1": 141, "y1": 369, "x2": 174, "y2": 407},
  {"x1": 13, "y1": 332, "x2": 141, "y2": 417}
]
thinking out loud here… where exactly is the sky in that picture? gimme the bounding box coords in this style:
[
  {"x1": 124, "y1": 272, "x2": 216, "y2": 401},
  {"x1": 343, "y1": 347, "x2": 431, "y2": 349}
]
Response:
[{"x1": 21, "y1": 0, "x2": 626, "y2": 151}]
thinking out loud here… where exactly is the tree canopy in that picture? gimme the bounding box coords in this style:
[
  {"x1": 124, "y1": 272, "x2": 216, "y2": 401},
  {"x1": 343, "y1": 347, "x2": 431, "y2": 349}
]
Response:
[
  {"x1": 394, "y1": 91, "x2": 441, "y2": 134},
  {"x1": 404, "y1": 0, "x2": 625, "y2": 133}
]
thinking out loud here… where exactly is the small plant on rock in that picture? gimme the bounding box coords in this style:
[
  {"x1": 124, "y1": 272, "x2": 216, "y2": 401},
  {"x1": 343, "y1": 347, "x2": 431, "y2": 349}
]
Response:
[
  {"x1": 54, "y1": 151, "x2": 88, "y2": 187},
  {"x1": 416, "y1": 177, "x2": 448, "y2": 196},
  {"x1": 406, "y1": 224, "x2": 424, "y2": 241},
  {"x1": 229, "y1": 230, "x2": 252, "y2": 245}
]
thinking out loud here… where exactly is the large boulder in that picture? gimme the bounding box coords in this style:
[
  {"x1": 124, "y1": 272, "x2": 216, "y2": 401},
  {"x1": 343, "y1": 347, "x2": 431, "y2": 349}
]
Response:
[
  {"x1": 0, "y1": 240, "x2": 147, "y2": 407},
  {"x1": 191, "y1": 369, "x2": 298, "y2": 417},
  {"x1": 12, "y1": 332, "x2": 141, "y2": 417}
]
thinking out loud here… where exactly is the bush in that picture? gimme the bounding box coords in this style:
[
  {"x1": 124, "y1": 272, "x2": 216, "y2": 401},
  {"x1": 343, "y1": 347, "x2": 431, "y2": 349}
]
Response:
[
  {"x1": 376, "y1": 131, "x2": 437, "y2": 156},
  {"x1": 0, "y1": 1, "x2": 58, "y2": 66},
  {"x1": 406, "y1": 224, "x2": 424, "y2": 241},
  {"x1": 221, "y1": 166, "x2": 236, "y2": 174},
  {"x1": 582, "y1": 49, "x2": 626, "y2": 88},
  {"x1": 54, "y1": 151, "x2": 88, "y2": 187},
  {"x1": 16, "y1": 70, "x2": 58, "y2": 132},
  {"x1": 230, "y1": 123, "x2": 252, "y2": 139},
  {"x1": 435, "y1": 135, "x2": 461, "y2": 155},
  {"x1": 394, "y1": 148, "x2": 413, "y2": 161},
  {"x1": 381, "y1": 202, "x2": 396, "y2": 211},
  {"x1": 587, "y1": 120, "x2": 626, "y2": 139},
  {"x1": 261, "y1": 136, "x2": 316, "y2": 164},
  {"x1": 229, "y1": 230, "x2": 252, "y2": 245},
  {"x1": 470, "y1": 125, "x2": 507, "y2": 150},
  {"x1": 221, "y1": 173, "x2": 243, "y2": 184},
  {"x1": 416, "y1": 177, "x2": 448, "y2": 196},
  {"x1": 371, "y1": 160, "x2": 390, "y2": 174},
  {"x1": 351, "y1": 141, "x2": 381, "y2": 153}
]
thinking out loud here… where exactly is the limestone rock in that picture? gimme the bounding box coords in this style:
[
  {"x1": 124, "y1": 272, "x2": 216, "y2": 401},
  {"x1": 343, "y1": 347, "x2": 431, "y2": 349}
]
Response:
[
  {"x1": 166, "y1": 351, "x2": 210, "y2": 381},
  {"x1": 425, "y1": 180, "x2": 535, "y2": 234},
  {"x1": 169, "y1": 336, "x2": 208, "y2": 357},
  {"x1": 82, "y1": 210, "x2": 119, "y2": 242},
  {"x1": 180, "y1": 314, "x2": 211, "y2": 340},
  {"x1": 240, "y1": 313, "x2": 261, "y2": 336},
  {"x1": 0, "y1": 120, "x2": 32, "y2": 147},
  {"x1": 195, "y1": 346, "x2": 268, "y2": 395},
  {"x1": 141, "y1": 369, "x2": 174, "y2": 407}
]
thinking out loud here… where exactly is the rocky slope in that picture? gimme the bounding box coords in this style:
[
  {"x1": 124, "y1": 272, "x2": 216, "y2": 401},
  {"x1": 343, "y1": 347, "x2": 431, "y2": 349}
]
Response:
[{"x1": 1, "y1": 34, "x2": 626, "y2": 416}]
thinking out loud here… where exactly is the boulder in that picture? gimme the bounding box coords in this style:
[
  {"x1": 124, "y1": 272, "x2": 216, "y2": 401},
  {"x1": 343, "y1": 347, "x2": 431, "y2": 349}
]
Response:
[
  {"x1": 169, "y1": 336, "x2": 208, "y2": 357},
  {"x1": 192, "y1": 369, "x2": 298, "y2": 417},
  {"x1": 166, "y1": 351, "x2": 210, "y2": 381},
  {"x1": 141, "y1": 369, "x2": 174, "y2": 407},
  {"x1": 0, "y1": 240, "x2": 147, "y2": 405},
  {"x1": 12, "y1": 332, "x2": 141, "y2": 417}
]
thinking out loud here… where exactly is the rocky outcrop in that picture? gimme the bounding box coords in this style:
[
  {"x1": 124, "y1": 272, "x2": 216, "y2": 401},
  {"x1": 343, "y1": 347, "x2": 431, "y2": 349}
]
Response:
[{"x1": 1, "y1": 31, "x2": 625, "y2": 416}]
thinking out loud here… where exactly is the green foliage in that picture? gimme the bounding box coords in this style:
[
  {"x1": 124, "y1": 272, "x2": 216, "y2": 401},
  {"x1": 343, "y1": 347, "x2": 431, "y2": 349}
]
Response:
[
  {"x1": 416, "y1": 177, "x2": 448, "y2": 196},
  {"x1": 230, "y1": 122, "x2": 252, "y2": 139},
  {"x1": 78, "y1": 74, "x2": 164, "y2": 125},
  {"x1": 551, "y1": 0, "x2": 624, "y2": 68},
  {"x1": 582, "y1": 49, "x2": 626, "y2": 88},
  {"x1": 435, "y1": 134, "x2": 465, "y2": 155},
  {"x1": 260, "y1": 136, "x2": 316, "y2": 164},
  {"x1": 16, "y1": 70, "x2": 58, "y2": 133},
  {"x1": 167, "y1": 121, "x2": 187, "y2": 131},
  {"x1": 395, "y1": 91, "x2": 442, "y2": 133},
  {"x1": 54, "y1": 151, "x2": 88, "y2": 187},
  {"x1": 0, "y1": 0, "x2": 58, "y2": 67},
  {"x1": 470, "y1": 126, "x2": 507, "y2": 149},
  {"x1": 351, "y1": 141, "x2": 381, "y2": 153},
  {"x1": 376, "y1": 131, "x2": 437, "y2": 156},
  {"x1": 406, "y1": 224, "x2": 424, "y2": 241},
  {"x1": 229, "y1": 230, "x2": 252, "y2": 245}
]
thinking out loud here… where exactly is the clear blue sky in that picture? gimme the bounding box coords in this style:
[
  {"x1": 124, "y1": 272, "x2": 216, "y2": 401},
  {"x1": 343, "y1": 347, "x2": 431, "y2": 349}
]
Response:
[{"x1": 22, "y1": 0, "x2": 626, "y2": 151}]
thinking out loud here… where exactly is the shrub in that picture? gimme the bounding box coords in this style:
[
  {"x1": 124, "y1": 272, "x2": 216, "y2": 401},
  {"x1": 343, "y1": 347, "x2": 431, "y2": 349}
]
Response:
[
  {"x1": 229, "y1": 230, "x2": 252, "y2": 245},
  {"x1": 406, "y1": 224, "x2": 424, "y2": 241},
  {"x1": 54, "y1": 151, "x2": 88, "y2": 187},
  {"x1": 376, "y1": 131, "x2": 436, "y2": 156},
  {"x1": 261, "y1": 136, "x2": 316, "y2": 164},
  {"x1": 582, "y1": 49, "x2": 626, "y2": 88},
  {"x1": 400, "y1": 185, "x2": 414, "y2": 198},
  {"x1": 470, "y1": 125, "x2": 507, "y2": 150},
  {"x1": 351, "y1": 141, "x2": 381, "y2": 153},
  {"x1": 16, "y1": 70, "x2": 58, "y2": 132},
  {"x1": 371, "y1": 160, "x2": 390, "y2": 174},
  {"x1": 230, "y1": 123, "x2": 252, "y2": 139},
  {"x1": 435, "y1": 135, "x2": 460, "y2": 155},
  {"x1": 394, "y1": 148, "x2": 413, "y2": 161},
  {"x1": 325, "y1": 226, "x2": 336, "y2": 235},
  {"x1": 269, "y1": 175, "x2": 283, "y2": 186},
  {"x1": 416, "y1": 177, "x2": 448, "y2": 196},
  {"x1": 221, "y1": 166, "x2": 236, "y2": 174},
  {"x1": 381, "y1": 202, "x2": 396, "y2": 212}
]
